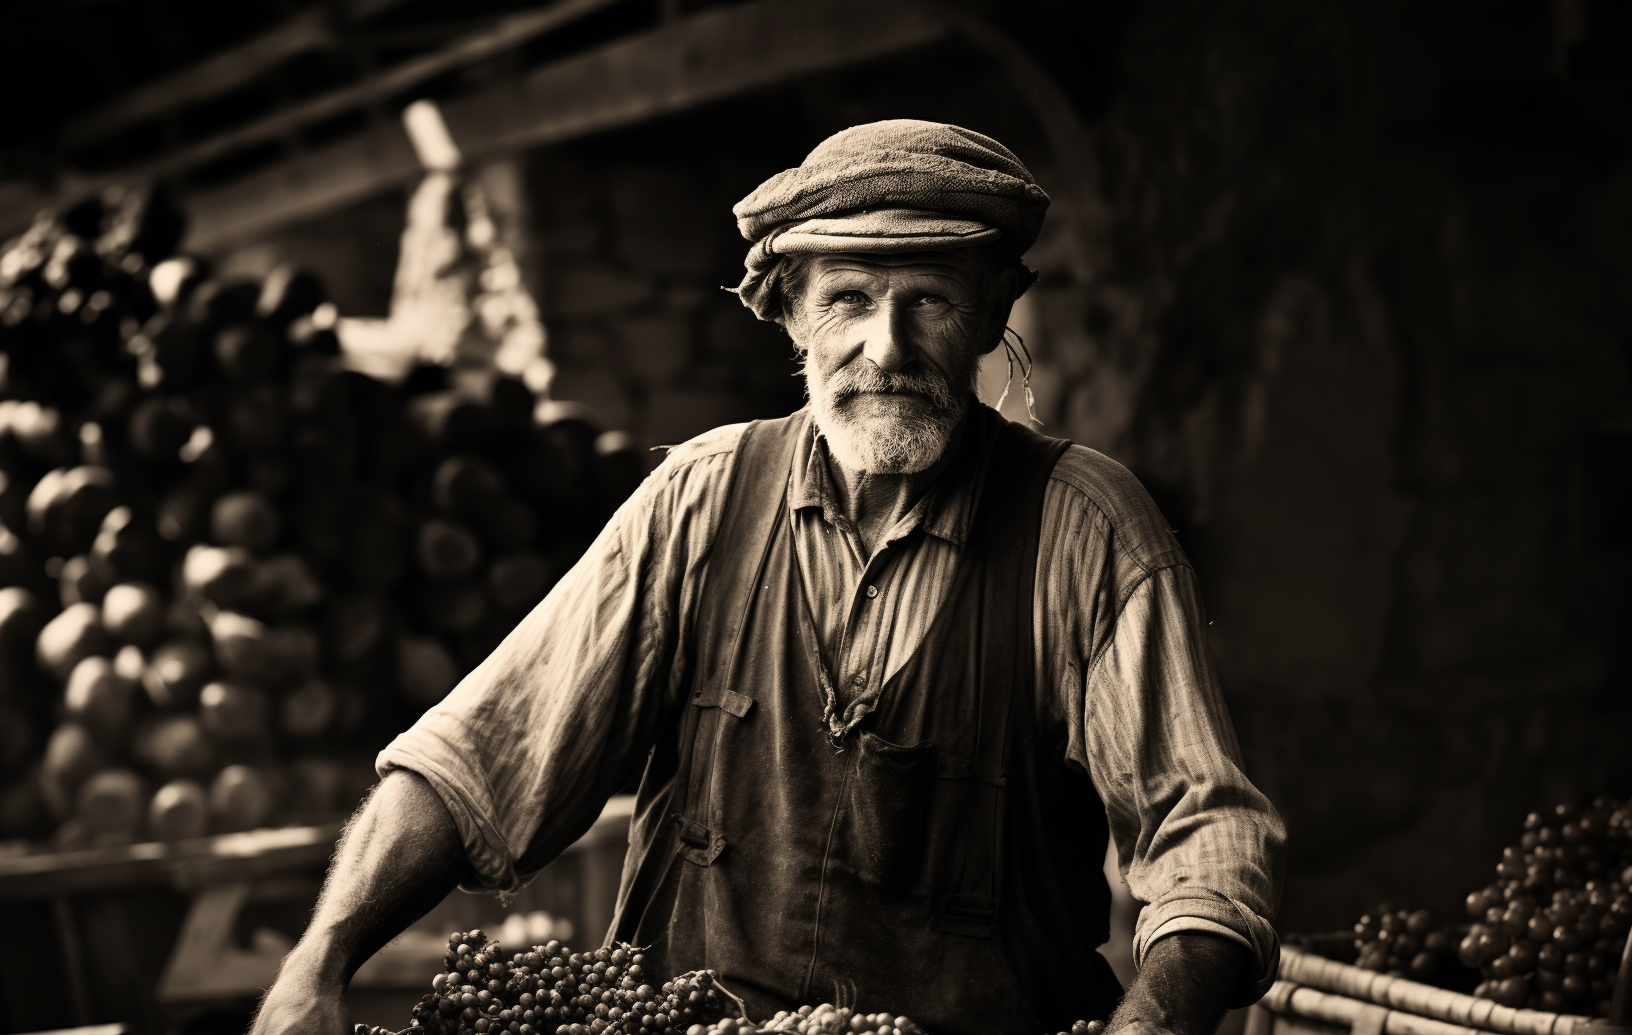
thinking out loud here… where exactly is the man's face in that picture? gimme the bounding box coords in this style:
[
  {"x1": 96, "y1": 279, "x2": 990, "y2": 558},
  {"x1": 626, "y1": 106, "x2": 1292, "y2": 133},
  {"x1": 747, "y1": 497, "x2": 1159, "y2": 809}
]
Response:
[{"x1": 786, "y1": 251, "x2": 1006, "y2": 474}]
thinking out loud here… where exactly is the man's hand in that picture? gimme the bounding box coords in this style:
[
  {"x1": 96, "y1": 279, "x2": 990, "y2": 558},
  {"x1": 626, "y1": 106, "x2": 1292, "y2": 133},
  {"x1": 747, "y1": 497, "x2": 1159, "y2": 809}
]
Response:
[
  {"x1": 251, "y1": 770, "x2": 473, "y2": 1035},
  {"x1": 1107, "y1": 932, "x2": 1249, "y2": 1035}
]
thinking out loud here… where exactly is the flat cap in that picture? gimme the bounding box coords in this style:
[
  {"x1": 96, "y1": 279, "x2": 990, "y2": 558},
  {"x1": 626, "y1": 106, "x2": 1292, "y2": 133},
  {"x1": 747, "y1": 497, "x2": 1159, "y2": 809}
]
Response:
[{"x1": 733, "y1": 119, "x2": 1050, "y2": 321}]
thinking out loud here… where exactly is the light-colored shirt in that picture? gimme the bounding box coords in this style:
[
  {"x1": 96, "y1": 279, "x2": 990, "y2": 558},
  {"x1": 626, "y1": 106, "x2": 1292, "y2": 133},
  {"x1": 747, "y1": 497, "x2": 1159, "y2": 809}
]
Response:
[{"x1": 379, "y1": 404, "x2": 1286, "y2": 996}]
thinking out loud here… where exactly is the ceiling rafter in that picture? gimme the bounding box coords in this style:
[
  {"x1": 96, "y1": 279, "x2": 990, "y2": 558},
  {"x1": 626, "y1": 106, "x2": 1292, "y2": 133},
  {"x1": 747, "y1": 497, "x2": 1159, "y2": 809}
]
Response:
[
  {"x1": 181, "y1": 0, "x2": 950, "y2": 251},
  {"x1": 72, "y1": 0, "x2": 628, "y2": 186},
  {"x1": 61, "y1": 0, "x2": 418, "y2": 149}
]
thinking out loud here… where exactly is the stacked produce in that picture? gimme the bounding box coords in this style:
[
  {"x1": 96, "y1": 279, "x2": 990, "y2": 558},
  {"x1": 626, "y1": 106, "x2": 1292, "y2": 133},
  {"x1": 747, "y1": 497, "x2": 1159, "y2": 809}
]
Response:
[
  {"x1": 1339, "y1": 796, "x2": 1631, "y2": 1017},
  {"x1": 0, "y1": 191, "x2": 644, "y2": 849},
  {"x1": 358, "y1": 930, "x2": 735, "y2": 1035},
  {"x1": 1456, "y1": 798, "x2": 1632, "y2": 1014},
  {"x1": 357, "y1": 931, "x2": 1108, "y2": 1035},
  {"x1": 1350, "y1": 906, "x2": 1467, "y2": 985}
]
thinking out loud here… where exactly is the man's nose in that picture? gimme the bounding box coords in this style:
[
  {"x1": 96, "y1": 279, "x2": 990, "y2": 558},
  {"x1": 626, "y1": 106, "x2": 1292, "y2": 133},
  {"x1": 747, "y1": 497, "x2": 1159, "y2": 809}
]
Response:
[{"x1": 860, "y1": 301, "x2": 913, "y2": 373}]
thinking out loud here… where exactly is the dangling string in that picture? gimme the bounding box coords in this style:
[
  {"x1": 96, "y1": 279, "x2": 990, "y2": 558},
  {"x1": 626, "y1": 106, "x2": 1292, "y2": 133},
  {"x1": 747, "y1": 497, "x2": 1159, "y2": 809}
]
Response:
[
  {"x1": 994, "y1": 342, "x2": 1016, "y2": 414},
  {"x1": 995, "y1": 325, "x2": 1041, "y2": 425}
]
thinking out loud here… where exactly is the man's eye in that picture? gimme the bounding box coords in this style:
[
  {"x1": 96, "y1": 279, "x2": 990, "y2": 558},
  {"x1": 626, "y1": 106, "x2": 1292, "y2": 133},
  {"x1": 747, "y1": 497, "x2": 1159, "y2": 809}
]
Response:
[
  {"x1": 917, "y1": 295, "x2": 947, "y2": 307},
  {"x1": 831, "y1": 291, "x2": 869, "y2": 305}
]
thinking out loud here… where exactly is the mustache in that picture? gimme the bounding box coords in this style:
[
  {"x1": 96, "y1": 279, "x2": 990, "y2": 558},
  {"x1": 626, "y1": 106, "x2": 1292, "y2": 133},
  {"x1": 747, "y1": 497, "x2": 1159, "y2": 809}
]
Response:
[{"x1": 824, "y1": 363, "x2": 960, "y2": 411}]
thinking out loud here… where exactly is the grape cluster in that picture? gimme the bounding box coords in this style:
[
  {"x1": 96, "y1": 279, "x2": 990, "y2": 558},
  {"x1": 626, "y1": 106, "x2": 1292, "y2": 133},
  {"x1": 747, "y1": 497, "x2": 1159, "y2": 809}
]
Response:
[
  {"x1": 393, "y1": 930, "x2": 729, "y2": 1035},
  {"x1": 372, "y1": 930, "x2": 1110, "y2": 1035},
  {"x1": 753, "y1": 1005, "x2": 924, "y2": 1035},
  {"x1": 1457, "y1": 798, "x2": 1632, "y2": 1015},
  {"x1": 1350, "y1": 906, "x2": 1462, "y2": 981}
]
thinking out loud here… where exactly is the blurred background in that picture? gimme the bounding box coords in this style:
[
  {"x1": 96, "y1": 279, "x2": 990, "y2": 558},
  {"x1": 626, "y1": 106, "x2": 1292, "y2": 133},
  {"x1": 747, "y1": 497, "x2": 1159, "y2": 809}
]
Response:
[{"x1": 0, "y1": 0, "x2": 1629, "y2": 1033}]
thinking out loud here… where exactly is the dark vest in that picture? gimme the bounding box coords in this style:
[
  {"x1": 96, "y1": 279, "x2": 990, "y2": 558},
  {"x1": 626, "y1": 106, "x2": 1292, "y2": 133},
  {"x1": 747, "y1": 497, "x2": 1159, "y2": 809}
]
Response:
[{"x1": 610, "y1": 412, "x2": 1120, "y2": 1035}]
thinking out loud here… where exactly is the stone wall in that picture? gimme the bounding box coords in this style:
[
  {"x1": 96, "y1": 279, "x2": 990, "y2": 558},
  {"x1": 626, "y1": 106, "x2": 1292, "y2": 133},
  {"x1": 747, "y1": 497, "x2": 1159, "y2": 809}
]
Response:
[{"x1": 524, "y1": 135, "x2": 802, "y2": 450}]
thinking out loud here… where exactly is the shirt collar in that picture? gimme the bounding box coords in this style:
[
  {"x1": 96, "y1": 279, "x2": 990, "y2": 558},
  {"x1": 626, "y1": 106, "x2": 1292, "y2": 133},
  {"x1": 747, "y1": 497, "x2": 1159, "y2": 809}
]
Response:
[{"x1": 786, "y1": 402, "x2": 1003, "y2": 548}]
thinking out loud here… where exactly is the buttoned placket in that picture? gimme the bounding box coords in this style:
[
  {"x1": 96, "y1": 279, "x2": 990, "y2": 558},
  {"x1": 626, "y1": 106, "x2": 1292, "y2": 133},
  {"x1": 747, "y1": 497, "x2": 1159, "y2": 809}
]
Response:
[
  {"x1": 797, "y1": 497, "x2": 925, "y2": 711},
  {"x1": 786, "y1": 419, "x2": 989, "y2": 737},
  {"x1": 835, "y1": 515, "x2": 916, "y2": 703}
]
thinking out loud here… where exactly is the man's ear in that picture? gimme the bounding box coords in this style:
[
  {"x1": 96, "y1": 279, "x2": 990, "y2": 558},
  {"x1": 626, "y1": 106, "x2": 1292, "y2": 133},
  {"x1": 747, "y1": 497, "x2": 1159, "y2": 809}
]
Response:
[
  {"x1": 779, "y1": 312, "x2": 808, "y2": 354},
  {"x1": 978, "y1": 265, "x2": 1024, "y2": 355}
]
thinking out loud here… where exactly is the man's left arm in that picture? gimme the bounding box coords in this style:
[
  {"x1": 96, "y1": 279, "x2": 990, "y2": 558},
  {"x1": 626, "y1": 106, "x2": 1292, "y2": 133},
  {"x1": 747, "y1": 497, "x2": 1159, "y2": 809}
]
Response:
[
  {"x1": 1077, "y1": 563, "x2": 1287, "y2": 1030},
  {"x1": 1108, "y1": 931, "x2": 1247, "y2": 1035}
]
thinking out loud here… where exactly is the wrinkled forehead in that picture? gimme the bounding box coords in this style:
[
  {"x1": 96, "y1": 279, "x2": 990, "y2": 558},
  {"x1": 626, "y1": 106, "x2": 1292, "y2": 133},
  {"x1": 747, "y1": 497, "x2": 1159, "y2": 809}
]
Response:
[{"x1": 803, "y1": 250, "x2": 983, "y2": 285}]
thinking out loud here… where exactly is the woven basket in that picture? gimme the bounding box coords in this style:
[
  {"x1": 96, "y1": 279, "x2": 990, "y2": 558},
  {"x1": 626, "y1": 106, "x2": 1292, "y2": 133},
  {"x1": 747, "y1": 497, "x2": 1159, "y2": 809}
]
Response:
[{"x1": 1247, "y1": 946, "x2": 1628, "y2": 1035}]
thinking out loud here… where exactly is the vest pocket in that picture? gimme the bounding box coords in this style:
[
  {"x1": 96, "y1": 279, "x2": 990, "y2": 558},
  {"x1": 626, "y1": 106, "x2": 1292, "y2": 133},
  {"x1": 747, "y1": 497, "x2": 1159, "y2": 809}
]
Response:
[{"x1": 844, "y1": 732, "x2": 936, "y2": 890}]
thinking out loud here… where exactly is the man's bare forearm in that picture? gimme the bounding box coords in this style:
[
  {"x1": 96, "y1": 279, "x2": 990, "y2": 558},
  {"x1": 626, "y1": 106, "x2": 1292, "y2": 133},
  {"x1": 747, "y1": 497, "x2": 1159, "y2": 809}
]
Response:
[
  {"x1": 297, "y1": 769, "x2": 473, "y2": 984},
  {"x1": 252, "y1": 770, "x2": 474, "y2": 1035},
  {"x1": 1108, "y1": 932, "x2": 1249, "y2": 1035}
]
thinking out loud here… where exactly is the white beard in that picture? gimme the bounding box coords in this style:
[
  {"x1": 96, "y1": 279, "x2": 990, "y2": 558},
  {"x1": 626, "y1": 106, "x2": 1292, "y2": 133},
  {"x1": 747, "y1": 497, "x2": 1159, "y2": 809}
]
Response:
[{"x1": 806, "y1": 356, "x2": 975, "y2": 475}]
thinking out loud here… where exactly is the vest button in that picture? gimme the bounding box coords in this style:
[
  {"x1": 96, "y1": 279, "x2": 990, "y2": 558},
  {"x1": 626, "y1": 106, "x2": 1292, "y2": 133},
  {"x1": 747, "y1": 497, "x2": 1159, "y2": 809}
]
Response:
[{"x1": 865, "y1": 584, "x2": 879, "y2": 599}]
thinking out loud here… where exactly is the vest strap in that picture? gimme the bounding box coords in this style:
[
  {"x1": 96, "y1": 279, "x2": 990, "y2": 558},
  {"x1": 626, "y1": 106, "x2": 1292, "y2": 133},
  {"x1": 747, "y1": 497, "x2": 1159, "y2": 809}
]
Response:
[
  {"x1": 670, "y1": 413, "x2": 808, "y2": 870},
  {"x1": 933, "y1": 420, "x2": 1070, "y2": 939}
]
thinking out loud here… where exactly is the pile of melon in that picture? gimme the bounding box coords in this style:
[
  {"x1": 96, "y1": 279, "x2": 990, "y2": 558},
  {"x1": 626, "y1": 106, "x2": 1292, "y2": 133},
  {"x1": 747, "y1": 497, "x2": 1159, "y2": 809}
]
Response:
[{"x1": 0, "y1": 188, "x2": 642, "y2": 848}]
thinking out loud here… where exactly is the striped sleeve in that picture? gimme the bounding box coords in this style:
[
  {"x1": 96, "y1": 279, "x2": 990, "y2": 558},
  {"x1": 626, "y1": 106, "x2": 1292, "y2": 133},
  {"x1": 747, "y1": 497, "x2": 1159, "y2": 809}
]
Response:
[
  {"x1": 375, "y1": 423, "x2": 746, "y2": 892},
  {"x1": 1038, "y1": 445, "x2": 1287, "y2": 1006}
]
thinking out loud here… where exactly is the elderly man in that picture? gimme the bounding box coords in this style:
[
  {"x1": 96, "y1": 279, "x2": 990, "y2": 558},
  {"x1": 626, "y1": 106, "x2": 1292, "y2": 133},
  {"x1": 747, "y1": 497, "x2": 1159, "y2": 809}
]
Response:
[{"x1": 253, "y1": 121, "x2": 1284, "y2": 1035}]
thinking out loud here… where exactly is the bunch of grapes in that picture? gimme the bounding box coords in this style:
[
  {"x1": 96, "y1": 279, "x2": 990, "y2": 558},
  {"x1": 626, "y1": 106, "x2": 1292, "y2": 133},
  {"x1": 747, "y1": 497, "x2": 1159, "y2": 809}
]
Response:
[
  {"x1": 1350, "y1": 906, "x2": 1463, "y2": 982},
  {"x1": 367, "y1": 929, "x2": 1111, "y2": 1035},
  {"x1": 378, "y1": 930, "x2": 730, "y2": 1035},
  {"x1": 1456, "y1": 798, "x2": 1632, "y2": 1015},
  {"x1": 753, "y1": 1005, "x2": 924, "y2": 1035}
]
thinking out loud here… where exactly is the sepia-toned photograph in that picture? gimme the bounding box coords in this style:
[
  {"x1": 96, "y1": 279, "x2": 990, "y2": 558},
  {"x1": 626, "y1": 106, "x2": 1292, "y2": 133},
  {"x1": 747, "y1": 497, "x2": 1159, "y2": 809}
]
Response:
[{"x1": 0, "y1": 3, "x2": 1628, "y2": 1035}]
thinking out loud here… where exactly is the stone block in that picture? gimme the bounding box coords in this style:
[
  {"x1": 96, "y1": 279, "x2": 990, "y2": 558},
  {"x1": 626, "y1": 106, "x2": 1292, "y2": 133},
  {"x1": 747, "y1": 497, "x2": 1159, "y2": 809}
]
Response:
[
  {"x1": 547, "y1": 323, "x2": 617, "y2": 367},
  {"x1": 643, "y1": 388, "x2": 743, "y2": 447},
  {"x1": 546, "y1": 263, "x2": 651, "y2": 319},
  {"x1": 704, "y1": 299, "x2": 787, "y2": 360},
  {"x1": 547, "y1": 366, "x2": 634, "y2": 432},
  {"x1": 608, "y1": 168, "x2": 696, "y2": 227},
  {"x1": 619, "y1": 316, "x2": 691, "y2": 384},
  {"x1": 661, "y1": 285, "x2": 715, "y2": 314},
  {"x1": 541, "y1": 219, "x2": 602, "y2": 256},
  {"x1": 618, "y1": 222, "x2": 721, "y2": 278}
]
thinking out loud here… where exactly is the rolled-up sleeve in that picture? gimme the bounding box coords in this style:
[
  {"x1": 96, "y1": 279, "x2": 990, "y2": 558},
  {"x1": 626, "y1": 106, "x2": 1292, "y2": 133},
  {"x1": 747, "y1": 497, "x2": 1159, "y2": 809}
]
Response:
[
  {"x1": 376, "y1": 426, "x2": 742, "y2": 893},
  {"x1": 1083, "y1": 564, "x2": 1286, "y2": 1006}
]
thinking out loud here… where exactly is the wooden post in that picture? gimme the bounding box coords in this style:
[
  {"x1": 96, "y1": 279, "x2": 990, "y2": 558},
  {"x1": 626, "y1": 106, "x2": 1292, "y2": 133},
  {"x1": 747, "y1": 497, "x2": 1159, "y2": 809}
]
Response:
[{"x1": 51, "y1": 895, "x2": 94, "y2": 1026}]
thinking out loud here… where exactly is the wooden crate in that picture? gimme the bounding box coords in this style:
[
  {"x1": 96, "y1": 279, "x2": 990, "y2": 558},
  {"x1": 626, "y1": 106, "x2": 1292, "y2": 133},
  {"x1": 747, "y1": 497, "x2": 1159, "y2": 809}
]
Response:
[
  {"x1": 0, "y1": 823, "x2": 343, "y2": 1035},
  {"x1": 1248, "y1": 946, "x2": 1631, "y2": 1035},
  {"x1": 0, "y1": 797, "x2": 634, "y2": 1035}
]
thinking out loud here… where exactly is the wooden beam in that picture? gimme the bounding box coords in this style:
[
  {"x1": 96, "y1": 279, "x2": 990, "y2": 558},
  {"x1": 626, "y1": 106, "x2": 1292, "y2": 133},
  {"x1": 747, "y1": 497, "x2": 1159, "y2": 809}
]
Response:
[
  {"x1": 348, "y1": 0, "x2": 414, "y2": 19},
  {"x1": 60, "y1": 0, "x2": 426, "y2": 150},
  {"x1": 182, "y1": 125, "x2": 419, "y2": 252},
  {"x1": 104, "y1": 0, "x2": 628, "y2": 187},
  {"x1": 181, "y1": 0, "x2": 949, "y2": 251},
  {"x1": 62, "y1": 8, "x2": 339, "y2": 149},
  {"x1": 450, "y1": 0, "x2": 949, "y2": 157}
]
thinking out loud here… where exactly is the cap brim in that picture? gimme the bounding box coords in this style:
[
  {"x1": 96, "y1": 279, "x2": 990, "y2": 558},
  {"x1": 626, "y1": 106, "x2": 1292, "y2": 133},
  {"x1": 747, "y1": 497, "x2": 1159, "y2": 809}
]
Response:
[{"x1": 769, "y1": 208, "x2": 1002, "y2": 255}]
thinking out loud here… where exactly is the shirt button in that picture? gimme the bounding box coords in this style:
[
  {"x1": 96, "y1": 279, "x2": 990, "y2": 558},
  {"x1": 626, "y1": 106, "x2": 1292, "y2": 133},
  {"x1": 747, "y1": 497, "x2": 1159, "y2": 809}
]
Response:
[{"x1": 865, "y1": 585, "x2": 879, "y2": 599}]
